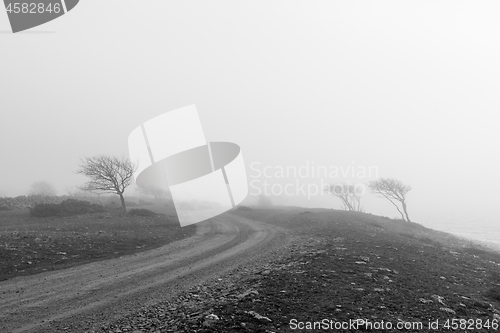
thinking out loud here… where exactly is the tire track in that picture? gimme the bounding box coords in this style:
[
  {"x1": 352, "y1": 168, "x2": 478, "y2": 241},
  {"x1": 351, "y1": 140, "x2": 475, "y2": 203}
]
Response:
[{"x1": 0, "y1": 213, "x2": 285, "y2": 333}]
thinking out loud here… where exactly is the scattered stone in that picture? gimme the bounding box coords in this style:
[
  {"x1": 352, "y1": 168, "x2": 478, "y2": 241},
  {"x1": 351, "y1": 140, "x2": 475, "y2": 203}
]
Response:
[
  {"x1": 419, "y1": 298, "x2": 433, "y2": 304},
  {"x1": 440, "y1": 307, "x2": 456, "y2": 314},
  {"x1": 89, "y1": 212, "x2": 500, "y2": 333},
  {"x1": 245, "y1": 310, "x2": 272, "y2": 322},
  {"x1": 205, "y1": 314, "x2": 219, "y2": 320},
  {"x1": 236, "y1": 289, "x2": 259, "y2": 300},
  {"x1": 431, "y1": 295, "x2": 446, "y2": 306}
]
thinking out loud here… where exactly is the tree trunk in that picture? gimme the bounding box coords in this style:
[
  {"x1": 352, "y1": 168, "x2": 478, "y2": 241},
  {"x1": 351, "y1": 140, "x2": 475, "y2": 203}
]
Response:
[
  {"x1": 382, "y1": 193, "x2": 406, "y2": 221},
  {"x1": 402, "y1": 201, "x2": 411, "y2": 222},
  {"x1": 119, "y1": 193, "x2": 127, "y2": 214}
]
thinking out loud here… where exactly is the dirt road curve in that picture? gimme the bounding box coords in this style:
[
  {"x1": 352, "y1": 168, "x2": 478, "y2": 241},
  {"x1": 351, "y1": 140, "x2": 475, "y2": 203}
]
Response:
[{"x1": 0, "y1": 213, "x2": 285, "y2": 333}]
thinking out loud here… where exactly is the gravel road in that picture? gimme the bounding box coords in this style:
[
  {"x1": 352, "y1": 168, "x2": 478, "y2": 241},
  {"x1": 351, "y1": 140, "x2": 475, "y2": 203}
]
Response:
[{"x1": 0, "y1": 213, "x2": 286, "y2": 333}]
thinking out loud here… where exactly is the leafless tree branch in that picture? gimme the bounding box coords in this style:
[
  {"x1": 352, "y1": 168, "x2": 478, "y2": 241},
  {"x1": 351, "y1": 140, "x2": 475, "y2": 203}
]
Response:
[
  {"x1": 368, "y1": 178, "x2": 412, "y2": 222},
  {"x1": 325, "y1": 183, "x2": 364, "y2": 212}
]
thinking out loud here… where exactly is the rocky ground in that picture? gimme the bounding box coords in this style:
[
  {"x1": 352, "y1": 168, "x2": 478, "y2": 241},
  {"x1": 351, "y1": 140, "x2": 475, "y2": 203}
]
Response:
[
  {"x1": 0, "y1": 209, "x2": 195, "y2": 281},
  {"x1": 1, "y1": 213, "x2": 284, "y2": 333},
  {"x1": 96, "y1": 208, "x2": 500, "y2": 333}
]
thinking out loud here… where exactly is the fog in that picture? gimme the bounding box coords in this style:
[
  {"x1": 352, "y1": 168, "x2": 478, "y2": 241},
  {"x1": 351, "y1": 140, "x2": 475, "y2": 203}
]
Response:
[{"x1": 1, "y1": 1, "x2": 499, "y2": 242}]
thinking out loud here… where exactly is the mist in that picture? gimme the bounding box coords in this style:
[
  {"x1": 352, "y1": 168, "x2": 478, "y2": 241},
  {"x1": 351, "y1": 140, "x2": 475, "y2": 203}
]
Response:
[{"x1": 1, "y1": 1, "x2": 499, "y2": 243}]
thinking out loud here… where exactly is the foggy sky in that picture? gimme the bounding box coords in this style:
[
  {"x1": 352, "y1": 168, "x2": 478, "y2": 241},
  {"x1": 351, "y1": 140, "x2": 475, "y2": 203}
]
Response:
[{"x1": 1, "y1": 1, "x2": 499, "y2": 239}]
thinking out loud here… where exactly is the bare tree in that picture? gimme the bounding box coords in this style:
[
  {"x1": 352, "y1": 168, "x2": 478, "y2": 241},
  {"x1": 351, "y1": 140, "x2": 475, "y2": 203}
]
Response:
[
  {"x1": 325, "y1": 183, "x2": 363, "y2": 212},
  {"x1": 76, "y1": 155, "x2": 136, "y2": 213},
  {"x1": 368, "y1": 178, "x2": 412, "y2": 222},
  {"x1": 29, "y1": 181, "x2": 57, "y2": 197}
]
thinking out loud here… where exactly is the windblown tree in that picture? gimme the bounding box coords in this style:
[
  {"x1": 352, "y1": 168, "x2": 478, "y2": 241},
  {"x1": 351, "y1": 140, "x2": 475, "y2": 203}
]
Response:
[
  {"x1": 76, "y1": 155, "x2": 136, "y2": 213},
  {"x1": 325, "y1": 183, "x2": 363, "y2": 212},
  {"x1": 29, "y1": 181, "x2": 57, "y2": 197},
  {"x1": 368, "y1": 178, "x2": 412, "y2": 222}
]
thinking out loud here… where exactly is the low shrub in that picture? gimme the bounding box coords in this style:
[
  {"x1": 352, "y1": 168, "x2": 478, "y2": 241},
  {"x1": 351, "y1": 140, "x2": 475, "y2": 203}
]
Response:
[
  {"x1": 178, "y1": 202, "x2": 195, "y2": 210},
  {"x1": 127, "y1": 208, "x2": 157, "y2": 217},
  {"x1": 236, "y1": 205, "x2": 253, "y2": 211},
  {"x1": 418, "y1": 236, "x2": 442, "y2": 247},
  {"x1": 485, "y1": 287, "x2": 500, "y2": 302},
  {"x1": 461, "y1": 247, "x2": 488, "y2": 256},
  {"x1": 29, "y1": 199, "x2": 104, "y2": 217},
  {"x1": 461, "y1": 247, "x2": 500, "y2": 263},
  {"x1": 59, "y1": 199, "x2": 105, "y2": 215},
  {"x1": 368, "y1": 222, "x2": 384, "y2": 230},
  {"x1": 138, "y1": 199, "x2": 154, "y2": 205},
  {"x1": 0, "y1": 205, "x2": 10, "y2": 211},
  {"x1": 29, "y1": 203, "x2": 61, "y2": 217}
]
